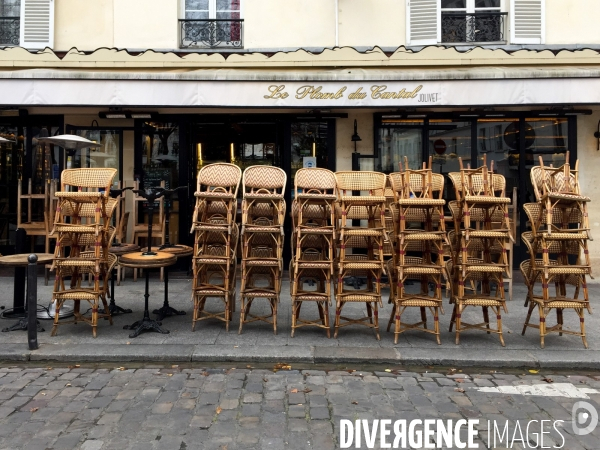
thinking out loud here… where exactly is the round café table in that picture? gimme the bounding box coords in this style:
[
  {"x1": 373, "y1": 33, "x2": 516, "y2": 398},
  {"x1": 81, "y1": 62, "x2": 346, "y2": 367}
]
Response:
[
  {"x1": 150, "y1": 245, "x2": 193, "y2": 321},
  {"x1": 108, "y1": 243, "x2": 140, "y2": 315},
  {"x1": 119, "y1": 251, "x2": 177, "y2": 338},
  {"x1": 0, "y1": 253, "x2": 54, "y2": 332}
]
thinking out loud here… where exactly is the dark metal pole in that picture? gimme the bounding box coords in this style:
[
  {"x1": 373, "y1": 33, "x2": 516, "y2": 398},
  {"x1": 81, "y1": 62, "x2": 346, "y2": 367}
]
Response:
[
  {"x1": 27, "y1": 254, "x2": 38, "y2": 350},
  {"x1": 14, "y1": 228, "x2": 26, "y2": 315}
]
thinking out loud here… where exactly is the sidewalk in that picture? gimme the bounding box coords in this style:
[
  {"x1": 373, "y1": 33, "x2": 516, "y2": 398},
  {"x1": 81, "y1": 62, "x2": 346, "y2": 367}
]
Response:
[{"x1": 0, "y1": 273, "x2": 598, "y2": 369}]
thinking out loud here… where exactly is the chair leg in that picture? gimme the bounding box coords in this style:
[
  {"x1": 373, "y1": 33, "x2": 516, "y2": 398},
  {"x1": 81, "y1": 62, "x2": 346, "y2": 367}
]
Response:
[
  {"x1": 483, "y1": 306, "x2": 490, "y2": 334},
  {"x1": 334, "y1": 302, "x2": 342, "y2": 338},
  {"x1": 578, "y1": 308, "x2": 588, "y2": 349},
  {"x1": 455, "y1": 304, "x2": 462, "y2": 345},
  {"x1": 323, "y1": 302, "x2": 331, "y2": 339},
  {"x1": 387, "y1": 304, "x2": 396, "y2": 332},
  {"x1": 538, "y1": 303, "x2": 546, "y2": 349},
  {"x1": 557, "y1": 308, "x2": 563, "y2": 336},
  {"x1": 522, "y1": 302, "x2": 535, "y2": 335},
  {"x1": 373, "y1": 302, "x2": 380, "y2": 340},
  {"x1": 496, "y1": 308, "x2": 505, "y2": 347},
  {"x1": 434, "y1": 307, "x2": 441, "y2": 345}
]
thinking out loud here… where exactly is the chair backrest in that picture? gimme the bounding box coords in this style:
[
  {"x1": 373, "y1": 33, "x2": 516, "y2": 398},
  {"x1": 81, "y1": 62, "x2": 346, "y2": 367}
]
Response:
[
  {"x1": 523, "y1": 202, "x2": 583, "y2": 229},
  {"x1": 335, "y1": 171, "x2": 386, "y2": 196},
  {"x1": 243, "y1": 165, "x2": 287, "y2": 194},
  {"x1": 196, "y1": 163, "x2": 242, "y2": 196},
  {"x1": 294, "y1": 168, "x2": 337, "y2": 196},
  {"x1": 61, "y1": 168, "x2": 117, "y2": 191},
  {"x1": 530, "y1": 160, "x2": 580, "y2": 202}
]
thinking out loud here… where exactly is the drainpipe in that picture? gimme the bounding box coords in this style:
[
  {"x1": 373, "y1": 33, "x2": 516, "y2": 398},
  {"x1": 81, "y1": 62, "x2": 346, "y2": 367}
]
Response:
[{"x1": 335, "y1": 0, "x2": 339, "y2": 47}]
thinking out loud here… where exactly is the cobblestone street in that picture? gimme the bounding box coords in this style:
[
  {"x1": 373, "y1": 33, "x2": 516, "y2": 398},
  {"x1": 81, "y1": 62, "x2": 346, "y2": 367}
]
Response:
[{"x1": 0, "y1": 364, "x2": 599, "y2": 449}]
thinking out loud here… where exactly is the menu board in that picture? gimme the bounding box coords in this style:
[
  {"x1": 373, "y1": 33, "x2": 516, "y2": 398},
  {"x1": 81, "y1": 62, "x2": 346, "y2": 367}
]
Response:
[{"x1": 143, "y1": 168, "x2": 170, "y2": 208}]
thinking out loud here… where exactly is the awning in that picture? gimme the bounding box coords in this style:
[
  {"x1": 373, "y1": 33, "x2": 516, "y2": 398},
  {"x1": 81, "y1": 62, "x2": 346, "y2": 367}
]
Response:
[{"x1": 0, "y1": 67, "x2": 599, "y2": 108}]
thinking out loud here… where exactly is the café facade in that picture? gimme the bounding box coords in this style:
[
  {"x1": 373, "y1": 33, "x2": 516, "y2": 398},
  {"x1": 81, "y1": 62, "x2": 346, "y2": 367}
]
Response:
[{"x1": 0, "y1": 45, "x2": 600, "y2": 269}]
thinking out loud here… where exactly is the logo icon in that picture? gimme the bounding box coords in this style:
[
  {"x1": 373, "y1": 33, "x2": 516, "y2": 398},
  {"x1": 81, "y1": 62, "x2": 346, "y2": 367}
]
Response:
[{"x1": 572, "y1": 401, "x2": 598, "y2": 436}]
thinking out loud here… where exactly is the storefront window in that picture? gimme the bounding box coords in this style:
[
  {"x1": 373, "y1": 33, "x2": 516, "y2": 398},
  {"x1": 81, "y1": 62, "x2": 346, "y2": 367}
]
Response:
[
  {"x1": 142, "y1": 122, "x2": 180, "y2": 244},
  {"x1": 428, "y1": 120, "x2": 472, "y2": 174},
  {"x1": 290, "y1": 121, "x2": 329, "y2": 197},
  {"x1": 377, "y1": 124, "x2": 423, "y2": 173},
  {"x1": 68, "y1": 129, "x2": 122, "y2": 187}
]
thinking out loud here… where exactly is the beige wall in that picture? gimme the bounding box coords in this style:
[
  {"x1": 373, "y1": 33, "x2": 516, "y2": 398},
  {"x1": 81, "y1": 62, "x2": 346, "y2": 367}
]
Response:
[
  {"x1": 113, "y1": 0, "x2": 178, "y2": 49},
  {"x1": 245, "y1": 0, "x2": 335, "y2": 49},
  {"x1": 338, "y1": 0, "x2": 405, "y2": 48},
  {"x1": 336, "y1": 112, "x2": 374, "y2": 172},
  {"x1": 55, "y1": 0, "x2": 114, "y2": 50},
  {"x1": 545, "y1": 0, "x2": 600, "y2": 45},
  {"x1": 49, "y1": 0, "x2": 600, "y2": 51},
  {"x1": 576, "y1": 112, "x2": 600, "y2": 273}
]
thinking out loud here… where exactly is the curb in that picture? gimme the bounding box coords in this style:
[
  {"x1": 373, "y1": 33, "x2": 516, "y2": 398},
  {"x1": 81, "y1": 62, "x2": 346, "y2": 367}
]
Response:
[{"x1": 2, "y1": 344, "x2": 600, "y2": 369}]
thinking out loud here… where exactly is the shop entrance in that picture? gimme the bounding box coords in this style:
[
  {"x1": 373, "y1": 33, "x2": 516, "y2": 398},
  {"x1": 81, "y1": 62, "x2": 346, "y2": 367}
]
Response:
[{"x1": 135, "y1": 115, "x2": 337, "y2": 265}]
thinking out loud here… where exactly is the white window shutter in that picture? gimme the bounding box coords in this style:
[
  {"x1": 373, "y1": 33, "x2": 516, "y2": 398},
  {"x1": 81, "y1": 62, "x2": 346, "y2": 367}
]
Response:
[
  {"x1": 406, "y1": 0, "x2": 440, "y2": 46},
  {"x1": 510, "y1": 0, "x2": 544, "y2": 44},
  {"x1": 19, "y1": 0, "x2": 54, "y2": 49}
]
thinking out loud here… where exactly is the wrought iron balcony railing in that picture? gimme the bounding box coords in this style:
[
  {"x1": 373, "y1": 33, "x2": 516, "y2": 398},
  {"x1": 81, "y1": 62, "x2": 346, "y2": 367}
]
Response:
[
  {"x1": 441, "y1": 12, "x2": 507, "y2": 44},
  {"x1": 0, "y1": 17, "x2": 20, "y2": 46},
  {"x1": 180, "y1": 19, "x2": 243, "y2": 49}
]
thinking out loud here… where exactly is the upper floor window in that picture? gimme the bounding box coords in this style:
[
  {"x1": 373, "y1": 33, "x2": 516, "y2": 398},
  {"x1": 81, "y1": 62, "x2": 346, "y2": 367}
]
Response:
[
  {"x1": 0, "y1": 0, "x2": 20, "y2": 46},
  {"x1": 180, "y1": 0, "x2": 243, "y2": 49},
  {"x1": 0, "y1": 0, "x2": 53, "y2": 49},
  {"x1": 407, "y1": 0, "x2": 544, "y2": 46}
]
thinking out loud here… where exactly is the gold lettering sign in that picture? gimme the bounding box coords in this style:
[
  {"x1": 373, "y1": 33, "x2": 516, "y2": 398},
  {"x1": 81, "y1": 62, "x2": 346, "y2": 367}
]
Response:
[{"x1": 263, "y1": 84, "x2": 428, "y2": 102}]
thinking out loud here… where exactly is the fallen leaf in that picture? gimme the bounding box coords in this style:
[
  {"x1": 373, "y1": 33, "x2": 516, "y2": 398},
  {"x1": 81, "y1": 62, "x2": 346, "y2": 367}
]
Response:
[
  {"x1": 351, "y1": 401, "x2": 358, "y2": 405},
  {"x1": 216, "y1": 406, "x2": 222, "y2": 414},
  {"x1": 172, "y1": 365, "x2": 179, "y2": 369},
  {"x1": 346, "y1": 370, "x2": 355, "y2": 373},
  {"x1": 290, "y1": 388, "x2": 298, "y2": 394},
  {"x1": 384, "y1": 369, "x2": 392, "y2": 373},
  {"x1": 66, "y1": 383, "x2": 71, "y2": 387},
  {"x1": 220, "y1": 445, "x2": 228, "y2": 450},
  {"x1": 263, "y1": 378, "x2": 268, "y2": 383},
  {"x1": 46, "y1": 367, "x2": 52, "y2": 371},
  {"x1": 40, "y1": 393, "x2": 46, "y2": 396},
  {"x1": 234, "y1": 345, "x2": 238, "y2": 348},
  {"x1": 30, "y1": 407, "x2": 39, "y2": 412},
  {"x1": 455, "y1": 379, "x2": 464, "y2": 383},
  {"x1": 202, "y1": 372, "x2": 209, "y2": 377},
  {"x1": 543, "y1": 377, "x2": 554, "y2": 384},
  {"x1": 528, "y1": 369, "x2": 540, "y2": 374},
  {"x1": 168, "y1": 374, "x2": 173, "y2": 377},
  {"x1": 126, "y1": 342, "x2": 131, "y2": 345},
  {"x1": 302, "y1": 388, "x2": 312, "y2": 394},
  {"x1": 273, "y1": 363, "x2": 291, "y2": 371},
  {"x1": 447, "y1": 368, "x2": 457, "y2": 375},
  {"x1": 455, "y1": 388, "x2": 465, "y2": 393}
]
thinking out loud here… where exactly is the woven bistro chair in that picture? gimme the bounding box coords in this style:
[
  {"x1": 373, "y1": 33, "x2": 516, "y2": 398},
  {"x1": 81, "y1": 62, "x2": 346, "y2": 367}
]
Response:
[
  {"x1": 530, "y1": 152, "x2": 592, "y2": 239},
  {"x1": 446, "y1": 259, "x2": 508, "y2": 346},
  {"x1": 290, "y1": 247, "x2": 332, "y2": 338},
  {"x1": 292, "y1": 168, "x2": 337, "y2": 274},
  {"x1": 520, "y1": 259, "x2": 589, "y2": 348},
  {"x1": 192, "y1": 223, "x2": 239, "y2": 332},
  {"x1": 51, "y1": 252, "x2": 117, "y2": 338}
]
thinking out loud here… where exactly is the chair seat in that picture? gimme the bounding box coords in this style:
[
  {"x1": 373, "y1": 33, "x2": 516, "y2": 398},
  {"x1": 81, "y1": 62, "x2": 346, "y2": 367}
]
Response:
[
  {"x1": 292, "y1": 294, "x2": 330, "y2": 301},
  {"x1": 244, "y1": 259, "x2": 281, "y2": 267},
  {"x1": 243, "y1": 226, "x2": 282, "y2": 233},
  {"x1": 339, "y1": 196, "x2": 387, "y2": 205},
  {"x1": 395, "y1": 298, "x2": 442, "y2": 307},
  {"x1": 53, "y1": 289, "x2": 107, "y2": 300},
  {"x1": 337, "y1": 294, "x2": 380, "y2": 302},
  {"x1": 401, "y1": 232, "x2": 445, "y2": 241},
  {"x1": 398, "y1": 198, "x2": 445, "y2": 206},
  {"x1": 464, "y1": 196, "x2": 511, "y2": 204},
  {"x1": 342, "y1": 228, "x2": 385, "y2": 236},
  {"x1": 341, "y1": 262, "x2": 383, "y2": 270},
  {"x1": 195, "y1": 192, "x2": 236, "y2": 199},
  {"x1": 244, "y1": 193, "x2": 284, "y2": 200},
  {"x1": 56, "y1": 192, "x2": 107, "y2": 200},
  {"x1": 296, "y1": 193, "x2": 337, "y2": 201},
  {"x1": 295, "y1": 261, "x2": 332, "y2": 269},
  {"x1": 529, "y1": 297, "x2": 589, "y2": 308},
  {"x1": 455, "y1": 296, "x2": 506, "y2": 306},
  {"x1": 539, "y1": 232, "x2": 589, "y2": 240},
  {"x1": 544, "y1": 193, "x2": 590, "y2": 203},
  {"x1": 397, "y1": 265, "x2": 444, "y2": 275}
]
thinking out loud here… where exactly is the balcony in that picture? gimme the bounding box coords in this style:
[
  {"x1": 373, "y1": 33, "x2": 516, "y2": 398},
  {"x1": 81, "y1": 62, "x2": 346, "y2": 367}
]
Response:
[
  {"x1": 441, "y1": 12, "x2": 507, "y2": 44},
  {"x1": 179, "y1": 19, "x2": 244, "y2": 49},
  {"x1": 0, "y1": 17, "x2": 20, "y2": 46}
]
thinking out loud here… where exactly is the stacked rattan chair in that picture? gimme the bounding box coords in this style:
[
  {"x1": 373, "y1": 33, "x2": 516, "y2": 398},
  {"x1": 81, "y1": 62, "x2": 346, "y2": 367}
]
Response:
[
  {"x1": 521, "y1": 153, "x2": 591, "y2": 348},
  {"x1": 239, "y1": 166, "x2": 287, "y2": 334},
  {"x1": 334, "y1": 171, "x2": 387, "y2": 340},
  {"x1": 290, "y1": 168, "x2": 337, "y2": 338},
  {"x1": 386, "y1": 158, "x2": 447, "y2": 344},
  {"x1": 50, "y1": 168, "x2": 118, "y2": 337},
  {"x1": 447, "y1": 157, "x2": 511, "y2": 346},
  {"x1": 190, "y1": 163, "x2": 241, "y2": 331}
]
